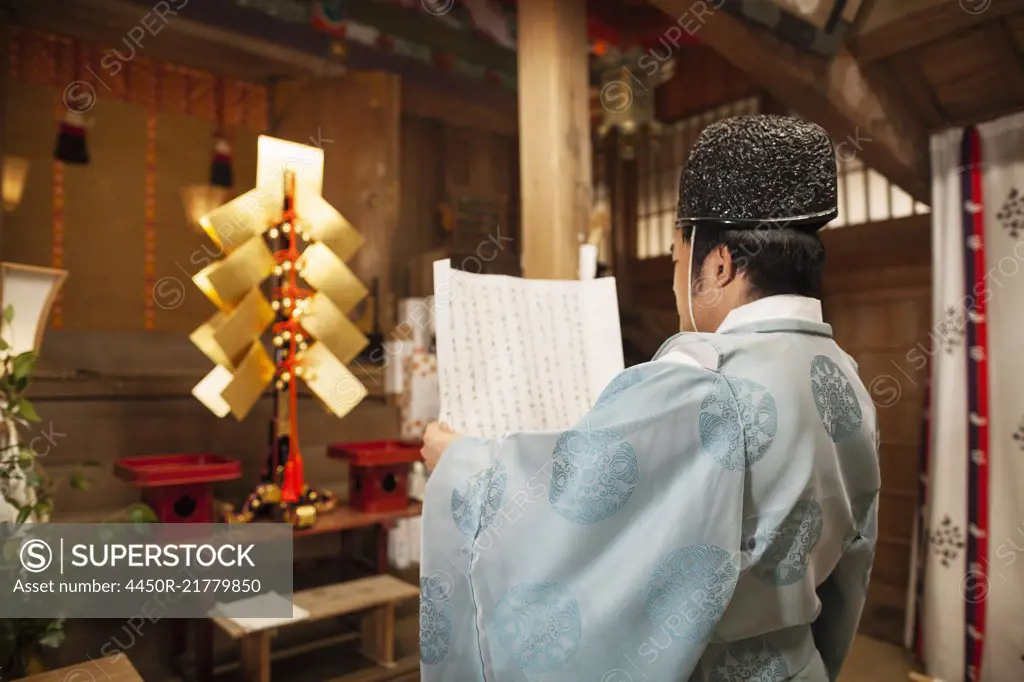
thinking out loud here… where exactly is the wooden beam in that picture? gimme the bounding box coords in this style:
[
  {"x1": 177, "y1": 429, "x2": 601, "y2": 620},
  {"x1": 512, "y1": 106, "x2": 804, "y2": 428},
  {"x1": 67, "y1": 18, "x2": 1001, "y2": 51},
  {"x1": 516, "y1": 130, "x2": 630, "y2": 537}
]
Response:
[
  {"x1": 850, "y1": 0, "x2": 1024, "y2": 63},
  {"x1": 11, "y1": 0, "x2": 346, "y2": 80},
  {"x1": 340, "y1": 1, "x2": 516, "y2": 75},
  {"x1": 517, "y1": 0, "x2": 592, "y2": 280},
  {"x1": 647, "y1": 0, "x2": 930, "y2": 203},
  {"x1": 881, "y1": 53, "x2": 948, "y2": 130},
  {"x1": 401, "y1": 81, "x2": 517, "y2": 136},
  {"x1": 10, "y1": 0, "x2": 514, "y2": 103}
]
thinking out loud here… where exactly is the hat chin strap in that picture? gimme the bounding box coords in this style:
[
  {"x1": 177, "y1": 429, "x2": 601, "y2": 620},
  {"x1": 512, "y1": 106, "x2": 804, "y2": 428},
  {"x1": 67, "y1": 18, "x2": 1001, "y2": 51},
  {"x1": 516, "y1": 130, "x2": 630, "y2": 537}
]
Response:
[{"x1": 687, "y1": 224, "x2": 698, "y2": 333}]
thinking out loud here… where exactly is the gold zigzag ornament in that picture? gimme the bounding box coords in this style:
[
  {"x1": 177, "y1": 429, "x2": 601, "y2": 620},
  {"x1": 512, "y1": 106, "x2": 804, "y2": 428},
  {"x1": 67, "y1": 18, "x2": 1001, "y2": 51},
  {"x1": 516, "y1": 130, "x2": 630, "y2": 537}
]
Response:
[{"x1": 189, "y1": 135, "x2": 369, "y2": 528}]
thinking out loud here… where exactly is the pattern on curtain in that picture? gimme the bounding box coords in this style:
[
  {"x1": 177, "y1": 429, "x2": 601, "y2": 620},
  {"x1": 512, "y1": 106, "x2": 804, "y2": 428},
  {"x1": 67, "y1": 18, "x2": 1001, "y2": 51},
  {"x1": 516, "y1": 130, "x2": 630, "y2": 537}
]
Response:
[{"x1": 907, "y1": 111, "x2": 1024, "y2": 682}]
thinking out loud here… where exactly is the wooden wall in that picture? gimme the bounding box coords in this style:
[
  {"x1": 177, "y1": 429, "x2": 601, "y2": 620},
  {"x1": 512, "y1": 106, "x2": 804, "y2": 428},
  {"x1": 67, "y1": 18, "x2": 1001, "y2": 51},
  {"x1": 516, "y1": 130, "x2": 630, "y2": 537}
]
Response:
[
  {"x1": 821, "y1": 215, "x2": 931, "y2": 645},
  {"x1": 396, "y1": 111, "x2": 519, "y2": 298},
  {"x1": 4, "y1": 27, "x2": 268, "y2": 333}
]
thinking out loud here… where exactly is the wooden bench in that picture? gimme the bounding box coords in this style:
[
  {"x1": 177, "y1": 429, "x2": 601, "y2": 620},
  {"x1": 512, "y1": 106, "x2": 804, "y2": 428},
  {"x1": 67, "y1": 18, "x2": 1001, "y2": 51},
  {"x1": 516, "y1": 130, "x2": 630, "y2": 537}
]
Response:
[
  {"x1": 19, "y1": 655, "x2": 142, "y2": 681},
  {"x1": 213, "y1": 575, "x2": 420, "y2": 682}
]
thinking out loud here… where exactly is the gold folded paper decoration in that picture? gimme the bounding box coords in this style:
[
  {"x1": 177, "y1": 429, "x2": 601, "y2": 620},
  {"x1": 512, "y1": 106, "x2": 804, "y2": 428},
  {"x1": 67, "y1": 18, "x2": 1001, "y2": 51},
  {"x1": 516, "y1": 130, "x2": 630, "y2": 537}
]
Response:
[
  {"x1": 197, "y1": 188, "x2": 279, "y2": 253},
  {"x1": 186, "y1": 133, "x2": 374, "y2": 533},
  {"x1": 190, "y1": 312, "x2": 232, "y2": 368},
  {"x1": 303, "y1": 194, "x2": 364, "y2": 262},
  {"x1": 193, "y1": 235, "x2": 275, "y2": 311},
  {"x1": 300, "y1": 292, "x2": 369, "y2": 366},
  {"x1": 299, "y1": 342, "x2": 368, "y2": 419},
  {"x1": 220, "y1": 342, "x2": 275, "y2": 421},
  {"x1": 256, "y1": 136, "x2": 324, "y2": 214},
  {"x1": 191, "y1": 365, "x2": 234, "y2": 418},
  {"x1": 191, "y1": 288, "x2": 275, "y2": 369},
  {"x1": 299, "y1": 242, "x2": 368, "y2": 314}
]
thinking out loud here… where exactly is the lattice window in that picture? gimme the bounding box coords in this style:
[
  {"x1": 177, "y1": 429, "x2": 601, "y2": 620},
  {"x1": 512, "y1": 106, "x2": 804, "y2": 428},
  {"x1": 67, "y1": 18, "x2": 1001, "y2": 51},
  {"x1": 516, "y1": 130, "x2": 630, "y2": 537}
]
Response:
[
  {"x1": 636, "y1": 97, "x2": 760, "y2": 259},
  {"x1": 828, "y1": 154, "x2": 930, "y2": 229}
]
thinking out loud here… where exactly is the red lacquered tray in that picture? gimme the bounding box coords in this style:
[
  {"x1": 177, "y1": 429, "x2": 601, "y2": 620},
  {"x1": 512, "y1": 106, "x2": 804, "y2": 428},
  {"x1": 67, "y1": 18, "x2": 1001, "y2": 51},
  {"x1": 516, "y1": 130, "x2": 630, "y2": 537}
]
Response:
[
  {"x1": 114, "y1": 454, "x2": 242, "y2": 487},
  {"x1": 327, "y1": 440, "x2": 422, "y2": 467}
]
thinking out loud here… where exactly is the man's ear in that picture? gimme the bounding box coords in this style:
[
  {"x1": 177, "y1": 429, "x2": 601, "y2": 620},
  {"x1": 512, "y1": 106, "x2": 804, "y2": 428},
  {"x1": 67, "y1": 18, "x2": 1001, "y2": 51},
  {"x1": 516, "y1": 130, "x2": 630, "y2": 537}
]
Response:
[{"x1": 715, "y1": 245, "x2": 737, "y2": 286}]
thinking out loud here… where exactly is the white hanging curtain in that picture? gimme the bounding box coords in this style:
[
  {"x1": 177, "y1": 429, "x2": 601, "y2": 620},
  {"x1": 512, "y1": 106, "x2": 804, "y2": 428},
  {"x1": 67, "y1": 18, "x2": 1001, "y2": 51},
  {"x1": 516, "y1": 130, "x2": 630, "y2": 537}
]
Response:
[{"x1": 906, "y1": 110, "x2": 1024, "y2": 682}]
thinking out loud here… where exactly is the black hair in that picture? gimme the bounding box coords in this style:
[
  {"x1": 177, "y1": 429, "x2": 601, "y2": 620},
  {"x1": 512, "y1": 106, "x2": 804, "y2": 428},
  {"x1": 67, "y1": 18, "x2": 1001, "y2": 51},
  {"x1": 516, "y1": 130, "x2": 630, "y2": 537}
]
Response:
[{"x1": 680, "y1": 222, "x2": 826, "y2": 299}]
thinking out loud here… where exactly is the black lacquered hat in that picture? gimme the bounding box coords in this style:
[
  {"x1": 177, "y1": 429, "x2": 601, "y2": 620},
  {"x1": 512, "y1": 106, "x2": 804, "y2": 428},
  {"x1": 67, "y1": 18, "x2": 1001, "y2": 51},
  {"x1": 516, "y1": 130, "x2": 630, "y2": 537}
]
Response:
[{"x1": 676, "y1": 114, "x2": 838, "y2": 231}]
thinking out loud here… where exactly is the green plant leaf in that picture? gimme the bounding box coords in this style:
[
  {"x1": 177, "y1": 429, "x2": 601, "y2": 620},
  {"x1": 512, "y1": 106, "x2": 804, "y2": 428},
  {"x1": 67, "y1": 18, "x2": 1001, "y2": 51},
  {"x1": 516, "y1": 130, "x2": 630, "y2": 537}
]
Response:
[
  {"x1": 3, "y1": 305, "x2": 14, "y2": 323},
  {"x1": 12, "y1": 351, "x2": 37, "y2": 381},
  {"x1": 69, "y1": 472, "x2": 90, "y2": 490},
  {"x1": 17, "y1": 397, "x2": 41, "y2": 422},
  {"x1": 0, "y1": 337, "x2": 9, "y2": 351},
  {"x1": 16, "y1": 505, "x2": 32, "y2": 524},
  {"x1": 128, "y1": 503, "x2": 159, "y2": 524}
]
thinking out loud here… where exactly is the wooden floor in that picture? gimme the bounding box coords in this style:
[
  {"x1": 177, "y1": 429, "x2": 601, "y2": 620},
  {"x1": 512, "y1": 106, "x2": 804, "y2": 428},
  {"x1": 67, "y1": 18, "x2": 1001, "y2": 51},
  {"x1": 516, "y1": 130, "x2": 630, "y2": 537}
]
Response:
[
  {"x1": 61, "y1": 623, "x2": 913, "y2": 682},
  {"x1": 319, "y1": 635, "x2": 920, "y2": 682},
  {"x1": 840, "y1": 635, "x2": 921, "y2": 682}
]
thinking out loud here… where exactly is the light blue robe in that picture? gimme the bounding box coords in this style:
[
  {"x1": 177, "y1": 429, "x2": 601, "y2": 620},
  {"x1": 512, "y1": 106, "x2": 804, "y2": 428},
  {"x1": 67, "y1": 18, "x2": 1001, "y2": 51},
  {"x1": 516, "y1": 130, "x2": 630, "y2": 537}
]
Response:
[{"x1": 420, "y1": 315, "x2": 880, "y2": 681}]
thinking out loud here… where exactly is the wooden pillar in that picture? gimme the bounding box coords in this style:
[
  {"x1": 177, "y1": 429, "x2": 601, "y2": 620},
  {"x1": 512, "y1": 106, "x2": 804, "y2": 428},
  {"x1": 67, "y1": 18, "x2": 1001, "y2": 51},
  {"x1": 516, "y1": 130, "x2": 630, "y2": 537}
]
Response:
[
  {"x1": 607, "y1": 129, "x2": 635, "y2": 306},
  {"x1": 516, "y1": 0, "x2": 592, "y2": 280},
  {"x1": 0, "y1": 21, "x2": 9, "y2": 250}
]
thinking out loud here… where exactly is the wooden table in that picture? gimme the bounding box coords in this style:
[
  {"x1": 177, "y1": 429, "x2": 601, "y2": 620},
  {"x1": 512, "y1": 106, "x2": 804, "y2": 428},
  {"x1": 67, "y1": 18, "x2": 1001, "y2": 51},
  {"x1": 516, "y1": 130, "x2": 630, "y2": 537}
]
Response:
[
  {"x1": 19, "y1": 655, "x2": 142, "y2": 681},
  {"x1": 186, "y1": 502, "x2": 423, "y2": 682}
]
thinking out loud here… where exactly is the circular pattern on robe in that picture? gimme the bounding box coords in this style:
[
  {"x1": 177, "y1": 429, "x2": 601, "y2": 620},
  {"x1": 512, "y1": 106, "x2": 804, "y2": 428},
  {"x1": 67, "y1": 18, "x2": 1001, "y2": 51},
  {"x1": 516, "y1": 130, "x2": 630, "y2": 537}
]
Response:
[
  {"x1": 707, "y1": 638, "x2": 791, "y2": 682},
  {"x1": 752, "y1": 500, "x2": 824, "y2": 585},
  {"x1": 491, "y1": 582, "x2": 582, "y2": 673},
  {"x1": 549, "y1": 428, "x2": 639, "y2": 524},
  {"x1": 451, "y1": 461, "x2": 507, "y2": 537},
  {"x1": 699, "y1": 375, "x2": 778, "y2": 470},
  {"x1": 809, "y1": 355, "x2": 863, "y2": 442},
  {"x1": 645, "y1": 544, "x2": 739, "y2": 643},
  {"x1": 419, "y1": 573, "x2": 454, "y2": 665},
  {"x1": 594, "y1": 369, "x2": 644, "y2": 409}
]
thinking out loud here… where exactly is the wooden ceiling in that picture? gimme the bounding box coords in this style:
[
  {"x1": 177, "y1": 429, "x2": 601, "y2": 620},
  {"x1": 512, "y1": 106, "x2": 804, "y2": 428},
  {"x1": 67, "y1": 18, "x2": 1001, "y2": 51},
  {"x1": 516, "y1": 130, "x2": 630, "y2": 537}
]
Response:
[
  {"x1": 849, "y1": 0, "x2": 1024, "y2": 130},
  {"x1": 644, "y1": 0, "x2": 1024, "y2": 204}
]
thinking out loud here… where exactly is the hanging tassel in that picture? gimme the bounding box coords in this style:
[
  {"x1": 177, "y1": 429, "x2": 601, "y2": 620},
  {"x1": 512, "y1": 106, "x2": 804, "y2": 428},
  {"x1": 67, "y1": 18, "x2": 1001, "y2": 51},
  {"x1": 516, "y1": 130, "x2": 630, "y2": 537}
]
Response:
[
  {"x1": 54, "y1": 110, "x2": 90, "y2": 165},
  {"x1": 210, "y1": 77, "x2": 233, "y2": 188},
  {"x1": 209, "y1": 134, "x2": 233, "y2": 188}
]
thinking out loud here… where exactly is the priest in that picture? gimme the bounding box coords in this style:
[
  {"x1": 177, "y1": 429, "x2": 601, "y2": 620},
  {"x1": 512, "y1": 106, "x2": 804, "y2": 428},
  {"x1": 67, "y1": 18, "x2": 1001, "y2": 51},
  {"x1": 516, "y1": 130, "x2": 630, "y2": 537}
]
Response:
[{"x1": 418, "y1": 115, "x2": 880, "y2": 682}]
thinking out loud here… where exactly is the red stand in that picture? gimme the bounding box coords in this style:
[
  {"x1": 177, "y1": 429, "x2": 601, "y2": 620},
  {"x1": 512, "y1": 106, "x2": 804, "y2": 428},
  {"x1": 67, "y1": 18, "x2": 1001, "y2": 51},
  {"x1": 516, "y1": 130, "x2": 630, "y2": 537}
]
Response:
[
  {"x1": 328, "y1": 441, "x2": 421, "y2": 513},
  {"x1": 114, "y1": 454, "x2": 242, "y2": 523}
]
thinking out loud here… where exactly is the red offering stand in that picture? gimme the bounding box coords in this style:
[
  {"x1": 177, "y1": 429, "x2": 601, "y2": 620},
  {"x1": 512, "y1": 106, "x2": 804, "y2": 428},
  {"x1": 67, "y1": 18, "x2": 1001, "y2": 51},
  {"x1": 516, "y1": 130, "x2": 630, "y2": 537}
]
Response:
[
  {"x1": 114, "y1": 454, "x2": 242, "y2": 523},
  {"x1": 328, "y1": 441, "x2": 422, "y2": 513}
]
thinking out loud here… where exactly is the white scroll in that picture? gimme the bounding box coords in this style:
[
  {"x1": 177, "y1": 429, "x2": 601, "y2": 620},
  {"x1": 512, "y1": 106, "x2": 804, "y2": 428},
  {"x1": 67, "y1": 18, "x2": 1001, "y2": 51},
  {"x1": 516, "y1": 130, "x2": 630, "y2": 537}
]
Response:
[{"x1": 433, "y1": 259, "x2": 624, "y2": 439}]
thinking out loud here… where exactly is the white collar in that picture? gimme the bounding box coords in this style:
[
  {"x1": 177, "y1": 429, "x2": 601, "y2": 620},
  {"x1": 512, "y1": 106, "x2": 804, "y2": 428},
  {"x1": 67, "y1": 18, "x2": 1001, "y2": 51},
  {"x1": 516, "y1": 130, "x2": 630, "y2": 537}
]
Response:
[{"x1": 716, "y1": 295, "x2": 823, "y2": 333}]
